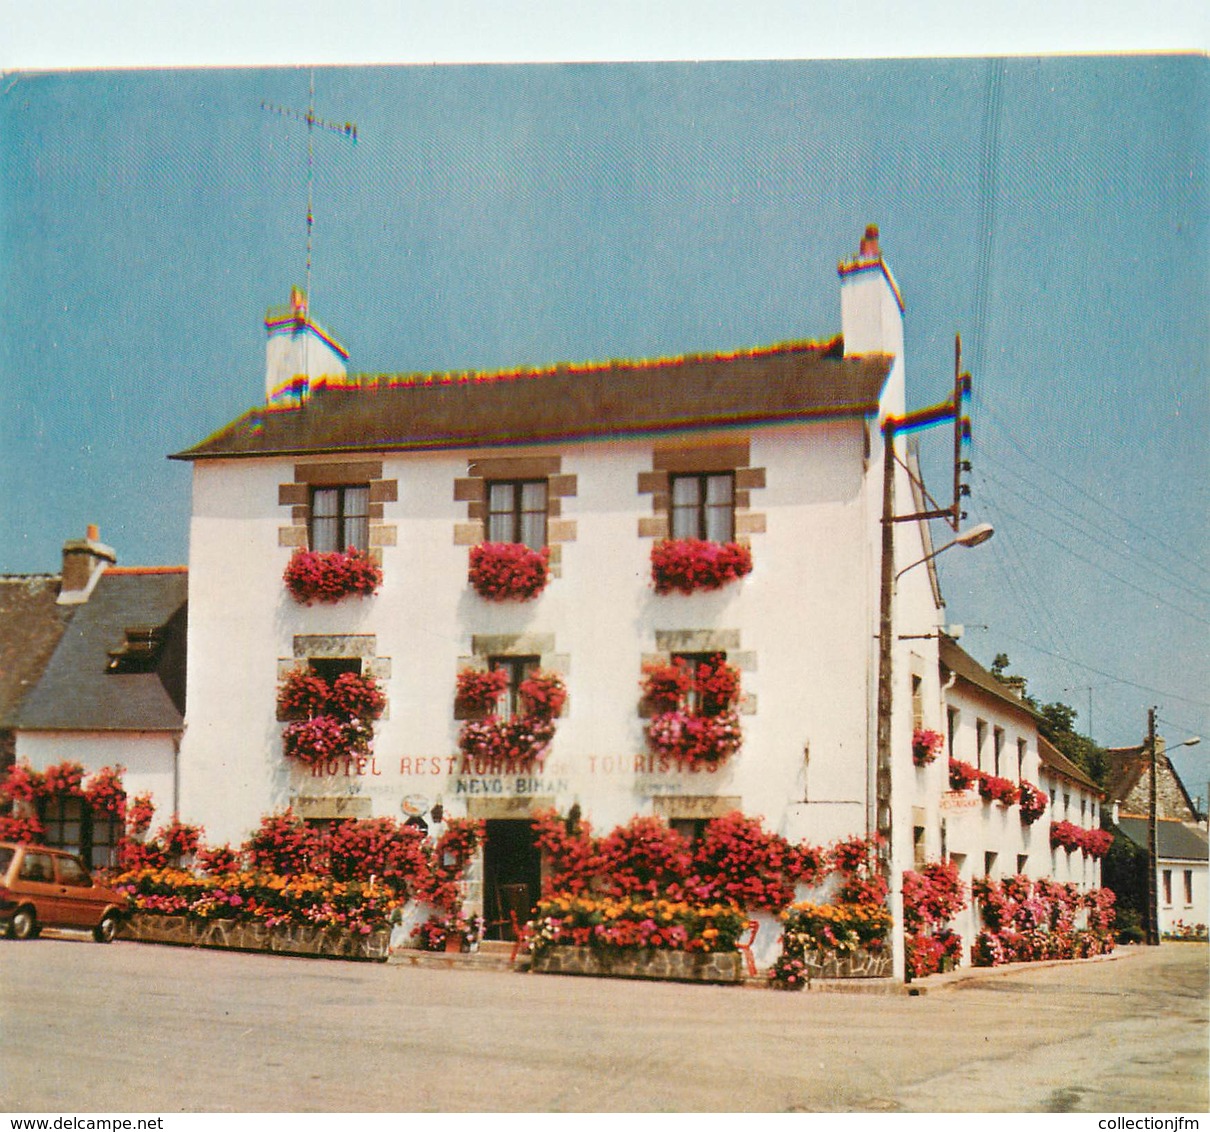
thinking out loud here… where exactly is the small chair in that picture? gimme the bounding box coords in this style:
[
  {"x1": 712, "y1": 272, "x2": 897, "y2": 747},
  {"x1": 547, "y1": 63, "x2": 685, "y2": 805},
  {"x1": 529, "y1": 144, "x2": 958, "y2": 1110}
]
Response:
[
  {"x1": 508, "y1": 909, "x2": 534, "y2": 964},
  {"x1": 737, "y1": 919, "x2": 759, "y2": 977}
]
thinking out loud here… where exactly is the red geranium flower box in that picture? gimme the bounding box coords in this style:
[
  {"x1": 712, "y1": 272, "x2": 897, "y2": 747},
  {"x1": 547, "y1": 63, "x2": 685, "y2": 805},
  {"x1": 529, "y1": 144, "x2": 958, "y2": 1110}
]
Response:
[
  {"x1": 468, "y1": 543, "x2": 551, "y2": 602},
  {"x1": 283, "y1": 547, "x2": 382, "y2": 605},
  {"x1": 650, "y1": 539, "x2": 753, "y2": 596}
]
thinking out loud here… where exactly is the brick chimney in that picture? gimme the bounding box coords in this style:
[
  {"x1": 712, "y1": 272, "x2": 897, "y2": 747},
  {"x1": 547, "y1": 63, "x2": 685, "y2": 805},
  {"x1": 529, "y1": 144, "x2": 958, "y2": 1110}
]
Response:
[
  {"x1": 58, "y1": 524, "x2": 116, "y2": 605},
  {"x1": 838, "y1": 224, "x2": 905, "y2": 359},
  {"x1": 264, "y1": 287, "x2": 349, "y2": 408}
]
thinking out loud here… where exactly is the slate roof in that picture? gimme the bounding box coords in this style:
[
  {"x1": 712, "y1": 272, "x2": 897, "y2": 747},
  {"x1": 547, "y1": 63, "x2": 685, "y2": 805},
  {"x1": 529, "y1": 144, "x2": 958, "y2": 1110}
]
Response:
[
  {"x1": 0, "y1": 576, "x2": 74, "y2": 728},
  {"x1": 14, "y1": 569, "x2": 187, "y2": 733},
  {"x1": 172, "y1": 339, "x2": 893, "y2": 461},
  {"x1": 1038, "y1": 733, "x2": 1103, "y2": 797},
  {"x1": 1113, "y1": 816, "x2": 1210, "y2": 862},
  {"x1": 939, "y1": 637, "x2": 1042, "y2": 724}
]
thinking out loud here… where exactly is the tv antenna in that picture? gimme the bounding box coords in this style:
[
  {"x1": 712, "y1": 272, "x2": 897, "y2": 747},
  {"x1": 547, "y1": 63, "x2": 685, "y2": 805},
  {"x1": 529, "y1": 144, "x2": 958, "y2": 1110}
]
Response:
[{"x1": 262, "y1": 70, "x2": 358, "y2": 306}]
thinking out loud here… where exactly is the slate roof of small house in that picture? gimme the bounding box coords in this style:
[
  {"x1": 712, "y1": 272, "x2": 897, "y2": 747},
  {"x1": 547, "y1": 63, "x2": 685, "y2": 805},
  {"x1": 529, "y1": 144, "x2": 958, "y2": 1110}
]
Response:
[
  {"x1": 14, "y1": 569, "x2": 187, "y2": 733},
  {"x1": 1113, "y1": 816, "x2": 1209, "y2": 862},
  {"x1": 939, "y1": 637, "x2": 1042, "y2": 724},
  {"x1": 1103, "y1": 744, "x2": 1200, "y2": 820},
  {"x1": 172, "y1": 338, "x2": 894, "y2": 460},
  {"x1": 1038, "y1": 734, "x2": 1103, "y2": 797},
  {"x1": 0, "y1": 575, "x2": 74, "y2": 729}
]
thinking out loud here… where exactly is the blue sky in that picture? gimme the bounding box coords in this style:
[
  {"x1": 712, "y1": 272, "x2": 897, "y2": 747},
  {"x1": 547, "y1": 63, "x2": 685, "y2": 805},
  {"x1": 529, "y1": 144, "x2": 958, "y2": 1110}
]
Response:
[{"x1": 1, "y1": 17, "x2": 1206, "y2": 789}]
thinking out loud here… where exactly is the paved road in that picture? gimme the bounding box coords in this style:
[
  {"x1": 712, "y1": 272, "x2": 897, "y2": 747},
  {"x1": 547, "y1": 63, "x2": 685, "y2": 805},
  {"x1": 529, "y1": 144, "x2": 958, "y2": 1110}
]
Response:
[{"x1": 1, "y1": 935, "x2": 1205, "y2": 1112}]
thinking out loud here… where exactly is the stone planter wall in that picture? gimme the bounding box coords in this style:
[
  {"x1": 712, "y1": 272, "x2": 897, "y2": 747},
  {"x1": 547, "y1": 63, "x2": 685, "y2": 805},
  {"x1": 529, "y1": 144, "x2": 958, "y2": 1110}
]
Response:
[
  {"x1": 803, "y1": 946, "x2": 891, "y2": 979},
  {"x1": 120, "y1": 913, "x2": 391, "y2": 962},
  {"x1": 531, "y1": 945, "x2": 742, "y2": 984}
]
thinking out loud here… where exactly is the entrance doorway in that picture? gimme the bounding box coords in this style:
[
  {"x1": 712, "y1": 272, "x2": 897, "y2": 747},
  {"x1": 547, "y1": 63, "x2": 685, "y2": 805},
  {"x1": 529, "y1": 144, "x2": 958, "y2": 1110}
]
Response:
[{"x1": 482, "y1": 819, "x2": 541, "y2": 941}]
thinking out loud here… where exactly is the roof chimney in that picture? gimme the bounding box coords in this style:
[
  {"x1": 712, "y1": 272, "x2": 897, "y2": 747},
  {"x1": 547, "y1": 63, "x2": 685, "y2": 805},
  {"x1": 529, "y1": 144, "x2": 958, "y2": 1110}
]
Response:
[
  {"x1": 58, "y1": 525, "x2": 116, "y2": 605},
  {"x1": 838, "y1": 223, "x2": 905, "y2": 359},
  {"x1": 264, "y1": 288, "x2": 350, "y2": 409}
]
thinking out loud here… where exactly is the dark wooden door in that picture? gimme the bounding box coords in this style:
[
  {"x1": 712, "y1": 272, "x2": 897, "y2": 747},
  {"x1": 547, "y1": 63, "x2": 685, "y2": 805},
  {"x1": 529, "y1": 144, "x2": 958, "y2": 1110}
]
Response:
[{"x1": 482, "y1": 819, "x2": 541, "y2": 941}]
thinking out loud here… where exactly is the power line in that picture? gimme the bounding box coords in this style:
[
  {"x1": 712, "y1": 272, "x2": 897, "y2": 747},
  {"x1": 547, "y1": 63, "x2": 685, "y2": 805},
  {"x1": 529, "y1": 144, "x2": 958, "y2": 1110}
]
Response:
[
  {"x1": 990, "y1": 629, "x2": 1210, "y2": 711},
  {"x1": 977, "y1": 462, "x2": 1210, "y2": 605}
]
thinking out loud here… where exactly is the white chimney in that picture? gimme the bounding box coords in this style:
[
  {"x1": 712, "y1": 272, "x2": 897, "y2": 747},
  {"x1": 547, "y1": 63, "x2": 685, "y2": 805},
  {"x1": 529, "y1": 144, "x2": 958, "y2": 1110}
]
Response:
[
  {"x1": 264, "y1": 287, "x2": 349, "y2": 408},
  {"x1": 838, "y1": 224, "x2": 905, "y2": 359},
  {"x1": 58, "y1": 524, "x2": 116, "y2": 605}
]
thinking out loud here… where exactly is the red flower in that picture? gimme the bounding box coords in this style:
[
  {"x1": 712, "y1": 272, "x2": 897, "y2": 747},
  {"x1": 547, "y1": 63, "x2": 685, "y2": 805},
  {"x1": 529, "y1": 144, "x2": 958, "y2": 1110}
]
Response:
[
  {"x1": 948, "y1": 758, "x2": 979, "y2": 791},
  {"x1": 283, "y1": 547, "x2": 382, "y2": 605},
  {"x1": 468, "y1": 543, "x2": 550, "y2": 602},
  {"x1": 911, "y1": 728, "x2": 944, "y2": 767},
  {"x1": 651, "y1": 539, "x2": 753, "y2": 595}
]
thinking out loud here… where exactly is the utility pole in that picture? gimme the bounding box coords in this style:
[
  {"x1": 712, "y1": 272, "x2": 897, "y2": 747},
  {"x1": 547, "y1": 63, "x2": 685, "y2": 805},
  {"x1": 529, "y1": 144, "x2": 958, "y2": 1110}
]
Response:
[{"x1": 1146, "y1": 705, "x2": 1160, "y2": 946}]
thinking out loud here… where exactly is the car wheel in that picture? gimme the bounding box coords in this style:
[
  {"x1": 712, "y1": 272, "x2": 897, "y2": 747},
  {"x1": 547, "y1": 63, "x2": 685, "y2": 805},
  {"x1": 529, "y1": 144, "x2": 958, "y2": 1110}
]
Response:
[
  {"x1": 93, "y1": 913, "x2": 119, "y2": 944},
  {"x1": 10, "y1": 907, "x2": 37, "y2": 940}
]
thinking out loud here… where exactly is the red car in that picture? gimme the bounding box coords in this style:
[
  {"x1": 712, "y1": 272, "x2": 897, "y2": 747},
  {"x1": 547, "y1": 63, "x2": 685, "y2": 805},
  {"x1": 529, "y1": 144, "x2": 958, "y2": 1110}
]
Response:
[{"x1": 0, "y1": 841, "x2": 127, "y2": 942}]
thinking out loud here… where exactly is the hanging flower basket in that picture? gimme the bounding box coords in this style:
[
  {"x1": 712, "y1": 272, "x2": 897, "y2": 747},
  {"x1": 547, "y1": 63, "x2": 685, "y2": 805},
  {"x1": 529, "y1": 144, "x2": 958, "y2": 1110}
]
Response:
[
  {"x1": 1017, "y1": 781, "x2": 1048, "y2": 825},
  {"x1": 278, "y1": 669, "x2": 385, "y2": 722},
  {"x1": 948, "y1": 758, "x2": 979, "y2": 791},
  {"x1": 458, "y1": 716, "x2": 556, "y2": 765},
  {"x1": 282, "y1": 716, "x2": 372, "y2": 766},
  {"x1": 468, "y1": 543, "x2": 551, "y2": 601},
  {"x1": 283, "y1": 548, "x2": 382, "y2": 605},
  {"x1": 911, "y1": 728, "x2": 945, "y2": 767},
  {"x1": 640, "y1": 655, "x2": 743, "y2": 769},
  {"x1": 978, "y1": 772, "x2": 1021, "y2": 806},
  {"x1": 453, "y1": 668, "x2": 510, "y2": 718},
  {"x1": 650, "y1": 539, "x2": 753, "y2": 596}
]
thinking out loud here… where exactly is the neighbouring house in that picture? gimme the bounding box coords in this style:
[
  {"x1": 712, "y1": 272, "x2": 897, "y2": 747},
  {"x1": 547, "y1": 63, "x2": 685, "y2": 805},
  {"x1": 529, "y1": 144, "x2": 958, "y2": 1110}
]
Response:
[
  {"x1": 1103, "y1": 742, "x2": 1209, "y2": 939},
  {"x1": 0, "y1": 526, "x2": 187, "y2": 867},
  {"x1": 933, "y1": 637, "x2": 1107, "y2": 946},
  {"x1": 171, "y1": 227, "x2": 959, "y2": 974}
]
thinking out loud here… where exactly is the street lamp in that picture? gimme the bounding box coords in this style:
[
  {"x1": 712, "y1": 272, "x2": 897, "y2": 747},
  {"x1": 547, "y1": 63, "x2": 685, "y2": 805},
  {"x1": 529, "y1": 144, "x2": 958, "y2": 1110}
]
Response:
[
  {"x1": 894, "y1": 522, "x2": 994, "y2": 582},
  {"x1": 1146, "y1": 725, "x2": 1202, "y2": 945}
]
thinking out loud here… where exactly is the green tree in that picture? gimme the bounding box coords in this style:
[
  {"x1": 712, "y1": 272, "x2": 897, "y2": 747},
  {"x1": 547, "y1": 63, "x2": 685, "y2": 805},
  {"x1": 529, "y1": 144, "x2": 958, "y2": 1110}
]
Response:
[{"x1": 990, "y1": 654, "x2": 1108, "y2": 787}]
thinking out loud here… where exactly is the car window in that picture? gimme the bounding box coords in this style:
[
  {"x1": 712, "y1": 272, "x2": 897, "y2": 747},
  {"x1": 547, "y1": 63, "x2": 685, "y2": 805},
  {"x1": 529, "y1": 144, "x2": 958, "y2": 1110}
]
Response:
[
  {"x1": 18, "y1": 852, "x2": 55, "y2": 883},
  {"x1": 56, "y1": 855, "x2": 93, "y2": 887},
  {"x1": 0, "y1": 847, "x2": 14, "y2": 876}
]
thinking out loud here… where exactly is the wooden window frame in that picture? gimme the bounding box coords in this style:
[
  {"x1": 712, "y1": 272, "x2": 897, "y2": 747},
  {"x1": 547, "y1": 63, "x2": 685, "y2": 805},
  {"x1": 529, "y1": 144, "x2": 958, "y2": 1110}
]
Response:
[
  {"x1": 486, "y1": 479, "x2": 548, "y2": 550},
  {"x1": 310, "y1": 484, "x2": 371, "y2": 553},
  {"x1": 489, "y1": 654, "x2": 541, "y2": 720},
  {"x1": 669, "y1": 472, "x2": 735, "y2": 543}
]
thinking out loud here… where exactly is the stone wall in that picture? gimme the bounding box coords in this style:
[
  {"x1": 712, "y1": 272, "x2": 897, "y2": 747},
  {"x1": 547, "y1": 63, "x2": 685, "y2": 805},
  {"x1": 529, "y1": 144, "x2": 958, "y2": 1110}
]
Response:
[
  {"x1": 803, "y1": 947, "x2": 892, "y2": 979},
  {"x1": 532, "y1": 945, "x2": 743, "y2": 984},
  {"x1": 120, "y1": 913, "x2": 391, "y2": 962}
]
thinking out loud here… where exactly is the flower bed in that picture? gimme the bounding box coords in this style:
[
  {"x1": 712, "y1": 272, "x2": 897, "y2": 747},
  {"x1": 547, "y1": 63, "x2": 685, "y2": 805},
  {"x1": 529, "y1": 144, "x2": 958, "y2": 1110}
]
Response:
[
  {"x1": 112, "y1": 867, "x2": 404, "y2": 934},
  {"x1": 468, "y1": 542, "x2": 550, "y2": 601},
  {"x1": 283, "y1": 547, "x2": 381, "y2": 604},
  {"x1": 650, "y1": 538, "x2": 753, "y2": 595},
  {"x1": 527, "y1": 894, "x2": 748, "y2": 955},
  {"x1": 970, "y1": 876, "x2": 1115, "y2": 965}
]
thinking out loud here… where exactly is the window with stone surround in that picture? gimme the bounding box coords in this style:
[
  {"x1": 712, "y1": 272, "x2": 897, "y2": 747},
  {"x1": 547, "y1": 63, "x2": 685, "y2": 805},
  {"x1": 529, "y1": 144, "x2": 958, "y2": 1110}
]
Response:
[
  {"x1": 278, "y1": 462, "x2": 397, "y2": 555},
  {"x1": 637, "y1": 441, "x2": 765, "y2": 544},
  {"x1": 454, "y1": 456, "x2": 576, "y2": 576}
]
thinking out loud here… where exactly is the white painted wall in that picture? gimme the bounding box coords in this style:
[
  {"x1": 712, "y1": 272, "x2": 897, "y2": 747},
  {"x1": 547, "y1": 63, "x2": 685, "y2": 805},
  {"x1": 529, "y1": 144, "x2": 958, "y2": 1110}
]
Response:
[
  {"x1": 16, "y1": 730, "x2": 178, "y2": 820},
  {"x1": 1158, "y1": 858, "x2": 1208, "y2": 937},
  {"x1": 179, "y1": 420, "x2": 886, "y2": 852}
]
